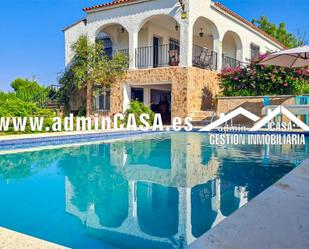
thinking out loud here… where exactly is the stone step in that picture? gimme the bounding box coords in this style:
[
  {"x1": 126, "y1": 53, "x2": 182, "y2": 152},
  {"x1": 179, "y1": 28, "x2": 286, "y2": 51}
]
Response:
[
  {"x1": 191, "y1": 116, "x2": 212, "y2": 122},
  {"x1": 189, "y1": 111, "x2": 217, "y2": 123},
  {"x1": 190, "y1": 111, "x2": 215, "y2": 118},
  {"x1": 44, "y1": 103, "x2": 64, "y2": 111},
  {"x1": 191, "y1": 120, "x2": 212, "y2": 126}
]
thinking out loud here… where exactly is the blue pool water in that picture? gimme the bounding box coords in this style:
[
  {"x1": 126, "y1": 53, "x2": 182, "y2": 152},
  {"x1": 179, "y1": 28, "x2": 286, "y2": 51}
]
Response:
[{"x1": 0, "y1": 132, "x2": 308, "y2": 249}]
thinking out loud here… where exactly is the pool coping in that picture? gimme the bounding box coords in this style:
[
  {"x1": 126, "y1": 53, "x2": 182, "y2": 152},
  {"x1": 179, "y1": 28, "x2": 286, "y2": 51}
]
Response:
[
  {"x1": 0, "y1": 129, "x2": 167, "y2": 152},
  {"x1": 0, "y1": 129, "x2": 154, "y2": 142},
  {"x1": 188, "y1": 159, "x2": 309, "y2": 249},
  {"x1": 0, "y1": 227, "x2": 70, "y2": 249},
  {"x1": 1, "y1": 128, "x2": 308, "y2": 151}
]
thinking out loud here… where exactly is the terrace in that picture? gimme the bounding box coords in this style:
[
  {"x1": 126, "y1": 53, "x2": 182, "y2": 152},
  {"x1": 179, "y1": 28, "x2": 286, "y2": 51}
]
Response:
[{"x1": 95, "y1": 14, "x2": 244, "y2": 71}]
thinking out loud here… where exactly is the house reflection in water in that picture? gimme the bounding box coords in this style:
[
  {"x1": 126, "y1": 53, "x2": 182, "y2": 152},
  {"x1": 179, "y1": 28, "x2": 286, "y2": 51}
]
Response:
[{"x1": 62, "y1": 133, "x2": 251, "y2": 248}]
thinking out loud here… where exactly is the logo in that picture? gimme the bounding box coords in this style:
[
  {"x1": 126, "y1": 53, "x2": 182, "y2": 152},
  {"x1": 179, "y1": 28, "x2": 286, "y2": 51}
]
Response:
[
  {"x1": 250, "y1": 106, "x2": 309, "y2": 132},
  {"x1": 199, "y1": 106, "x2": 308, "y2": 145},
  {"x1": 199, "y1": 107, "x2": 260, "y2": 132}
]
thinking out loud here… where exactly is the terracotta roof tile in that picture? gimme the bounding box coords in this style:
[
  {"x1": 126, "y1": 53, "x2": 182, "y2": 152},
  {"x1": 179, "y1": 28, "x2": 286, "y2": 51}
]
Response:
[
  {"x1": 82, "y1": 0, "x2": 285, "y2": 48},
  {"x1": 83, "y1": 0, "x2": 134, "y2": 12},
  {"x1": 214, "y1": 2, "x2": 286, "y2": 48}
]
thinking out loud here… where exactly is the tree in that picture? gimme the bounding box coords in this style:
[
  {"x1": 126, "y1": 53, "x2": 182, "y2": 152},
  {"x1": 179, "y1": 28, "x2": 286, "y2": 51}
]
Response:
[
  {"x1": 10, "y1": 78, "x2": 49, "y2": 105},
  {"x1": 0, "y1": 91, "x2": 56, "y2": 133},
  {"x1": 58, "y1": 35, "x2": 129, "y2": 115},
  {"x1": 252, "y1": 16, "x2": 306, "y2": 48}
]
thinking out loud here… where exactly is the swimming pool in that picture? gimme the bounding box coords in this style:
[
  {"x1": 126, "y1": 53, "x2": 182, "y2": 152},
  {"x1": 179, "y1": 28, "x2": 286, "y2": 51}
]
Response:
[{"x1": 0, "y1": 132, "x2": 308, "y2": 248}]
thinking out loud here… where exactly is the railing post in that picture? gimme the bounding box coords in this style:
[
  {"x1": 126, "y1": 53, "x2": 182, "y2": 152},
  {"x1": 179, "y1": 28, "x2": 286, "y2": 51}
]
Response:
[{"x1": 129, "y1": 31, "x2": 138, "y2": 69}]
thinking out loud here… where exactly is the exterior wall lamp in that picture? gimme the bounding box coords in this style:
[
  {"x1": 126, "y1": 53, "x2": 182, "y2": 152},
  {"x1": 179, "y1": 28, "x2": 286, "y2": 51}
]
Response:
[
  {"x1": 175, "y1": 22, "x2": 179, "y2": 31},
  {"x1": 179, "y1": 0, "x2": 187, "y2": 19}
]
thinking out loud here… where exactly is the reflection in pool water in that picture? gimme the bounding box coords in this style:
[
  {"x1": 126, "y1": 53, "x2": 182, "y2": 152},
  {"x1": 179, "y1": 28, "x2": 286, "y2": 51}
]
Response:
[{"x1": 0, "y1": 133, "x2": 308, "y2": 249}]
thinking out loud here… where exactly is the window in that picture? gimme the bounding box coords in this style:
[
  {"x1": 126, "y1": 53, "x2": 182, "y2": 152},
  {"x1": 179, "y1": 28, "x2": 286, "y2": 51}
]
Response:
[
  {"x1": 131, "y1": 88, "x2": 144, "y2": 102},
  {"x1": 169, "y1": 38, "x2": 180, "y2": 65},
  {"x1": 169, "y1": 38, "x2": 180, "y2": 51},
  {"x1": 96, "y1": 35, "x2": 113, "y2": 57},
  {"x1": 93, "y1": 90, "x2": 110, "y2": 112},
  {"x1": 250, "y1": 43, "x2": 260, "y2": 60}
]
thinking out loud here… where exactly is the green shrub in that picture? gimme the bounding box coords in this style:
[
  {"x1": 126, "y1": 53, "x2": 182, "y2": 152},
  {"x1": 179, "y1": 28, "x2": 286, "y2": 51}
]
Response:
[
  {"x1": 77, "y1": 107, "x2": 86, "y2": 117},
  {"x1": 125, "y1": 100, "x2": 155, "y2": 126},
  {"x1": 11, "y1": 78, "x2": 50, "y2": 105},
  {"x1": 0, "y1": 91, "x2": 56, "y2": 134}
]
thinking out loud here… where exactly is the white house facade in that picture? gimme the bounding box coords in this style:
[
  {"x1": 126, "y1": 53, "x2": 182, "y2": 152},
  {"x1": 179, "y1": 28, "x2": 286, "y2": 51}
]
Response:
[{"x1": 63, "y1": 0, "x2": 284, "y2": 121}]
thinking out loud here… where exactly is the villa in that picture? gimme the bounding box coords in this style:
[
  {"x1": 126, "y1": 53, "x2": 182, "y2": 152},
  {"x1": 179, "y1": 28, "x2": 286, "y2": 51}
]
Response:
[
  {"x1": 1, "y1": 1, "x2": 309, "y2": 249},
  {"x1": 63, "y1": 0, "x2": 285, "y2": 122}
]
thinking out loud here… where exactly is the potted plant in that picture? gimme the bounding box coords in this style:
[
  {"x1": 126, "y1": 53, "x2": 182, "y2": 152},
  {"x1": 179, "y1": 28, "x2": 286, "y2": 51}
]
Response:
[{"x1": 169, "y1": 50, "x2": 179, "y2": 66}]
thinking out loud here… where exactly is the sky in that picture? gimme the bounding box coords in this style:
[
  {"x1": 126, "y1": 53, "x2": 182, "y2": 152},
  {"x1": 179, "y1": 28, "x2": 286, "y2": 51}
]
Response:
[{"x1": 0, "y1": 0, "x2": 308, "y2": 92}]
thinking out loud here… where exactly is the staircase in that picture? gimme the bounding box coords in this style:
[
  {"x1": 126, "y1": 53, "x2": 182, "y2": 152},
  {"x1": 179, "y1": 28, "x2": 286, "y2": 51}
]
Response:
[
  {"x1": 44, "y1": 99, "x2": 61, "y2": 110},
  {"x1": 40, "y1": 85, "x2": 63, "y2": 111},
  {"x1": 189, "y1": 110, "x2": 218, "y2": 126}
]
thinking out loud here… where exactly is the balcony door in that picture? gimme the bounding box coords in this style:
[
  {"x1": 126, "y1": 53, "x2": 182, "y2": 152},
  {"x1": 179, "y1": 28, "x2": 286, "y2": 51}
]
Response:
[
  {"x1": 169, "y1": 38, "x2": 180, "y2": 66},
  {"x1": 151, "y1": 89, "x2": 171, "y2": 124},
  {"x1": 153, "y1": 37, "x2": 159, "y2": 68}
]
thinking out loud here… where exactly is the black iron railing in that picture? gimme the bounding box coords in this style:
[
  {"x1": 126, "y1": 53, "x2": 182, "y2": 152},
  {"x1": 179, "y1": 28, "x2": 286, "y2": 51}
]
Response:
[
  {"x1": 102, "y1": 48, "x2": 129, "y2": 68},
  {"x1": 16, "y1": 84, "x2": 62, "y2": 108},
  {"x1": 103, "y1": 48, "x2": 129, "y2": 58},
  {"x1": 40, "y1": 85, "x2": 62, "y2": 108},
  {"x1": 135, "y1": 44, "x2": 180, "y2": 68},
  {"x1": 222, "y1": 54, "x2": 242, "y2": 69},
  {"x1": 192, "y1": 45, "x2": 218, "y2": 70},
  {"x1": 112, "y1": 48, "x2": 129, "y2": 57}
]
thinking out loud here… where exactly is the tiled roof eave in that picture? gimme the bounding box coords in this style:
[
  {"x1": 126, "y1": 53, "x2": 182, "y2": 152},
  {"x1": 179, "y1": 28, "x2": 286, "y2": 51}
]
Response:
[
  {"x1": 82, "y1": 0, "x2": 286, "y2": 49},
  {"x1": 83, "y1": 0, "x2": 135, "y2": 12},
  {"x1": 213, "y1": 2, "x2": 286, "y2": 49}
]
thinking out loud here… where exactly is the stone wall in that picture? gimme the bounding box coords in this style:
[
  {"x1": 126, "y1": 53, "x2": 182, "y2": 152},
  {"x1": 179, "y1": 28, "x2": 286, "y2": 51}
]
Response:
[
  {"x1": 70, "y1": 88, "x2": 87, "y2": 113},
  {"x1": 110, "y1": 80, "x2": 124, "y2": 115},
  {"x1": 216, "y1": 95, "x2": 295, "y2": 124},
  {"x1": 109, "y1": 67, "x2": 220, "y2": 120},
  {"x1": 187, "y1": 67, "x2": 220, "y2": 114}
]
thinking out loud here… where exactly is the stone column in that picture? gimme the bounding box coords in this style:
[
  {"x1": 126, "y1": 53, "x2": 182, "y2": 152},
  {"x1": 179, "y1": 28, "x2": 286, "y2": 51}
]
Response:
[
  {"x1": 143, "y1": 87, "x2": 151, "y2": 107},
  {"x1": 180, "y1": 22, "x2": 193, "y2": 67},
  {"x1": 213, "y1": 38, "x2": 223, "y2": 71},
  {"x1": 129, "y1": 31, "x2": 138, "y2": 69},
  {"x1": 123, "y1": 83, "x2": 131, "y2": 111}
]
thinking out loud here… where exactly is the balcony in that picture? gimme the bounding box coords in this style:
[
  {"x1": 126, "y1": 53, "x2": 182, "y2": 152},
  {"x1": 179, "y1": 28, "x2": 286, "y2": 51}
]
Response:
[
  {"x1": 94, "y1": 17, "x2": 243, "y2": 72},
  {"x1": 135, "y1": 44, "x2": 180, "y2": 69},
  {"x1": 103, "y1": 48, "x2": 130, "y2": 69},
  {"x1": 222, "y1": 54, "x2": 242, "y2": 69},
  {"x1": 104, "y1": 48, "x2": 129, "y2": 58},
  {"x1": 134, "y1": 44, "x2": 219, "y2": 71},
  {"x1": 106, "y1": 46, "x2": 243, "y2": 71},
  {"x1": 192, "y1": 45, "x2": 218, "y2": 70}
]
